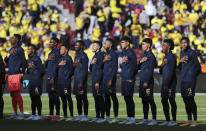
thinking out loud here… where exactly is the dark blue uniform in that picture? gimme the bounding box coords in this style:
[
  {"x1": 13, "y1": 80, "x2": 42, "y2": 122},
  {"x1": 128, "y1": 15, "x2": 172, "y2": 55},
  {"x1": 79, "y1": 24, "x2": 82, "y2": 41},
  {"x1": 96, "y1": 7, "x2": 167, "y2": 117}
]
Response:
[
  {"x1": 46, "y1": 48, "x2": 61, "y2": 93},
  {"x1": 160, "y1": 51, "x2": 177, "y2": 122},
  {"x1": 7, "y1": 45, "x2": 26, "y2": 75},
  {"x1": 73, "y1": 51, "x2": 89, "y2": 95},
  {"x1": 90, "y1": 51, "x2": 104, "y2": 96},
  {"x1": 160, "y1": 51, "x2": 177, "y2": 98},
  {"x1": 138, "y1": 50, "x2": 156, "y2": 98},
  {"x1": 27, "y1": 54, "x2": 44, "y2": 96},
  {"x1": 103, "y1": 49, "x2": 118, "y2": 94},
  {"x1": 121, "y1": 48, "x2": 137, "y2": 96},
  {"x1": 180, "y1": 47, "x2": 201, "y2": 98},
  {"x1": 57, "y1": 54, "x2": 73, "y2": 96}
]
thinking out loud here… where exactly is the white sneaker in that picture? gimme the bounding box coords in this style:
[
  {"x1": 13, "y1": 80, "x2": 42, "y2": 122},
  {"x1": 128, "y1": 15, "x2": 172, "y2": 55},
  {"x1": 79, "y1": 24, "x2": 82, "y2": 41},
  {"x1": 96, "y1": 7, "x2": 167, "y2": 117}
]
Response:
[
  {"x1": 25, "y1": 115, "x2": 35, "y2": 120},
  {"x1": 126, "y1": 118, "x2": 136, "y2": 125},
  {"x1": 80, "y1": 116, "x2": 88, "y2": 122},
  {"x1": 119, "y1": 118, "x2": 130, "y2": 124},
  {"x1": 6, "y1": 115, "x2": 17, "y2": 120},
  {"x1": 159, "y1": 121, "x2": 169, "y2": 126},
  {"x1": 136, "y1": 119, "x2": 148, "y2": 125},
  {"x1": 148, "y1": 119, "x2": 157, "y2": 126},
  {"x1": 168, "y1": 121, "x2": 177, "y2": 126},
  {"x1": 33, "y1": 115, "x2": 42, "y2": 120},
  {"x1": 75, "y1": 115, "x2": 82, "y2": 121}
]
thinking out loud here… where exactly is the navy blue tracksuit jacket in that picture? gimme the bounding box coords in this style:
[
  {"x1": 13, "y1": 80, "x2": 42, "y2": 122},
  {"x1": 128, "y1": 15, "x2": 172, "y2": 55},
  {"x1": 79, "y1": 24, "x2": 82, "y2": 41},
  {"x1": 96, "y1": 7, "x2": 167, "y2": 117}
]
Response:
[
  {"x1": 138, "y1": 50, "x2": 156, "y2": 98},
  {"x1": 46, "y1": 48, "x2": 61, "y2": 93},
  {"x1": 56, "y1": 54, "x2": 73, "y2": 96},
  {"x1": 7, "y1": 45, "x2": 27, "y2": 75},
  {"x1": 103, "y1": 49, "x2": 118, "y2": 94},
  {"x1": 179, "y1": 47, "x2": 201, "y2": 97},
  {"x1": 27, "y1": 54, "x2": 44, "y2": 95},
  {"x1": 73, "y1": 51, "x2": 89, "y2": 95},
  {"x1": 90, "y1": 51, "x2": 104, "y2": 96},
  {"x1": 121, "y1": 48, "x2": 137, "y2": 96},
  {"x1": 160, "y1": 51, "x2": 177, "y2": 98}
]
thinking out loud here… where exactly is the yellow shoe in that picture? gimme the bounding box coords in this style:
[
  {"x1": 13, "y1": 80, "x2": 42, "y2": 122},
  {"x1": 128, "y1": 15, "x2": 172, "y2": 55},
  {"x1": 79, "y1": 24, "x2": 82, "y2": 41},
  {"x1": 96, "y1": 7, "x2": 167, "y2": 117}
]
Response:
[
  {"x1": 180, "y1": 121, "x2": 191, "y2": 127},
  {"x1": 190, "y1": 121, "x2": 198, "y2": 127}
]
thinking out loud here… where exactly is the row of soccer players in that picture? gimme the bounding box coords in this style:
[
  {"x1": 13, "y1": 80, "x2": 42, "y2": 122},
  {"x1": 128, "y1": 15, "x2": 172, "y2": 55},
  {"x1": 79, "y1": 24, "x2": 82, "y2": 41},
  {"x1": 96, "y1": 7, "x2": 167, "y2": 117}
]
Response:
[{"x1": 0, "y1": 34, "x2": 200, "y2": 127}]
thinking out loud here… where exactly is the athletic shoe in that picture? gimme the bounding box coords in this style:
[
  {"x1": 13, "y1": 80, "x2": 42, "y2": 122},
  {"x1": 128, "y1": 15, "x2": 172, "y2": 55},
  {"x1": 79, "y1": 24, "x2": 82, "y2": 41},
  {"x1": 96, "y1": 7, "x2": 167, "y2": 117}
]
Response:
[
  {"x1": 16, "y1": 114, "x2": 24, "y2": 120},
  {"x1": 190, "y1": 121, "x2": 198, "y2": 127},
  {"x1": 33, "y1": 115, "x2": 42, "y2": 120},
  {"x1": 136, "y1": 119, "x2": 148, "y2": 125},
  {"x1": 52, "y1": 116, "x2": 60, "y2": 120},
  {"x1": 25, "y1": 115, "x2": 35, "y2": 120},
  {"x1": 126, "y1": 118, "x2": 136, "y2": 125},
  {"x1": 5, "y1": 115, "x2": 17, "y2": 120},
  {"x1": 108, "y1": 119, "x2": 119, "y2": 124},
  {"x1": 80, "y1": 116, "x2": 88, "y2": 122},
  {"x1": 43, "y1": 116, "x2": 53, "y2": 120},
  {"x1": 180, "y1": 121, "x2": 191, "y2": 127},
  {"x1": 168, "y1": 121, "x2": 177, "y2": 126},
  {"x1": 96, "y1": 118, "x2": 106, "y2": 123},
  {"x1": 74, "y1": 115, "x2": 82, "y2": 121},
  {"x1": 158, "y1": 121, "x2": 169, "y2": 126},
  {"x1": 65, "y1": 117, "x2": 74, "y2": 121},
  {"x1": 119, "y1": 118, "x2": 130, "y2": 124},
  {"x1": 148, "y1": 119, "x2": 157, "y2": 126},
  {"x1": 90, "y1": 118, "x2": 99, "y2": 123}
]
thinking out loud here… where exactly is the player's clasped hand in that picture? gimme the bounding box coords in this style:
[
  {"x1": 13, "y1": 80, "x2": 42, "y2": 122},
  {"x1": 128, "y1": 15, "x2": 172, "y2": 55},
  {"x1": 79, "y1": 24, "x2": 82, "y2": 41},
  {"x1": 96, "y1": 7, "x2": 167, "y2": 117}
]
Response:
[
  {"x1": 28, "y1": 62, "x2": 35, "y2": 69},
  {"x1": 122, "y1": 56, "x2": 128, "y2": 64},
  {"x1": 140, "y1": 57, "x2": 148, "y2": 63},
  {"x1": 47, "y1": 54, "x2": 55, "y2": 61},
  {"x1": 180, "y1": 56, "x2": 188, "y2": 63},
  {"x1": 91, "y1": 58, "x2": 97, "y2": 64},
  {"x1": 103, "y1": 55, "x2": 111, "y2": 62},
  {"x1": 58, "y1": 60, "x2": 66, "y2": 66}
]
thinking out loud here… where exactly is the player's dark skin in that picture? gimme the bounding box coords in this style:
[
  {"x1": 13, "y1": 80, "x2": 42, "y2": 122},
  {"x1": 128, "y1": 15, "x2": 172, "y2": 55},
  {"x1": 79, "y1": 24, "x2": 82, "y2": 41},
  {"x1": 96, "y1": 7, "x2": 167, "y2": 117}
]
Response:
[
  {"x1": 74, "y1": 42, "x2": 84, "y2": 91},
  {"x1": 103, "y1": 40, "x2": 113, "y2": 89}
]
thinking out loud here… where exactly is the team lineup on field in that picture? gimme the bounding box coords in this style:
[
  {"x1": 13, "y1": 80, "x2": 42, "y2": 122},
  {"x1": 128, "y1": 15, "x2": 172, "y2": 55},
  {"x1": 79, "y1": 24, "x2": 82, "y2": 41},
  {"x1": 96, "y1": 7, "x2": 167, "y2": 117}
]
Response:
[{"x1": 0, "y1": 35, "x2": 203, "y2": 127}]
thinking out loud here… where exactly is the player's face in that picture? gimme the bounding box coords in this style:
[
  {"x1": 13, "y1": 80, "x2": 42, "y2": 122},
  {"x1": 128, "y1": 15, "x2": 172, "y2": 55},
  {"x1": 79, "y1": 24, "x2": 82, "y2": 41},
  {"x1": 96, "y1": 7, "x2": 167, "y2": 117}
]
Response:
[
  {"x1": 162, "y1": 42, "x2": 169, "y2": 53},
  {"x1": 75, "y1": 42, "x2": 81, "y2": 51},
  {"x1": 28, "y1": 46, "x2": 34, "y2": 56},
  {"x1": 92, "y1": 43, "x2": 99, "y2": 52},
  {"x1": 181, "y1": 40, "x2": 189, "y2": 50},
  {"x1": 60, "y1": 46, "x2": 68, "y2": 55},
  {"x1": 142, "y1": 42, "x2": 150, "y2": 51},
  {"x1": 103, "y1": 40, "x2": 111, "y2": 50},
  {"x1": 49, "y1": 39, "x2": 56, "y2": 49},
  {"x1": 120, "y1": 40, "x2": 129, "y2": 50},
  {"x1": 10, "y1": 36, "x2": 17, "y2": 45}
]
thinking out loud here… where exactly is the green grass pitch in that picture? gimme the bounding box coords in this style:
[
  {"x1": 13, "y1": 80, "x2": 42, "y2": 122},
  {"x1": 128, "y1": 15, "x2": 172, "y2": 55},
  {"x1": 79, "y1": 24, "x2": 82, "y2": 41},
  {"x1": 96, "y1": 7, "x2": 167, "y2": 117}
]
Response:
[{"x1": 0, "y1": 94, "x2": 206, "y2": 131}]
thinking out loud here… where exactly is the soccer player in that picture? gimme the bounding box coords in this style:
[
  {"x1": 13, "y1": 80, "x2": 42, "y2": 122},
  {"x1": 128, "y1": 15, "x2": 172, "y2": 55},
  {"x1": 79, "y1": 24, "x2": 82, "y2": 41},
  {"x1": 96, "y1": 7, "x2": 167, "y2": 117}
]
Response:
[
  {"x1": 44, "y1": 37, "x2": 61, "y2": 120},
  {"x1": 56, "y1": 44, "x2": 74, "y2": 121},
  {"x1": 25, "y1": 44, "x2": 44, "y2": 120},
  {"x1": 73, "y1": 40, "x2": 89, "y2": 121},
  {"x1": 119, "y1": 36, "x2": 137, "y2": 124},
  {"x1": 159, "y1": 39, "x2": 177, "y2": 126},
  {"x1": 5, "y1": 34, "x2": 26, "y2": 120},
  {"x1": 136, "y1": 38, "x2": 157, "y2": 126},
  {"x1": 90, "y1": 41, "x2": 105, "y2": 123},
  {"x1": 0, "y1": 54, "x2": 5, "y2": 119},
  {"x1": 103, "y1": 38, "x2": 119, "y2": 123},
  {"x1": 179, "y1": 37, "x2": 201, "y2": 127}
]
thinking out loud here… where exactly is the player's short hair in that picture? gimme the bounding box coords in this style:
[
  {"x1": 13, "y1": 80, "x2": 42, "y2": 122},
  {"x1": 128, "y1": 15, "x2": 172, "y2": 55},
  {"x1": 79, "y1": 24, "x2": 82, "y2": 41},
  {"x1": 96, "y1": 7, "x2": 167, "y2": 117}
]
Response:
[
  {"x1": 51, "y1": 37, "x2": 60, "y2": 44},
  {"x1": 142, "y1": 38, "x2": 153, "y2": 47},
  {"x1": 121, "y1": 36, "x2": 131, "y2": 43},
  {"x1": 93, "y1": 41, "x2": 102, "y2": 49},
  {"x1": 106, "y1": 38, "x2": 114, "y2": 46},
  {"x1": 14, "y1": 34, "x2": 21, "y2": 43},
  {"x1": 28, "y1": 44, "x2": 37, "y2": 53},
  {"x1": 76, "y1": 40, "x2": 85, "y2": 46},
  {"x1": 61, "y1": 44, "x2": 70, "y2": 50},
  {"x1": 181, "y1": 37, "x2": 190, "y2": 43},
  {"x1": 163, "y1": 39, "x2": 174, "y2": 50}
]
